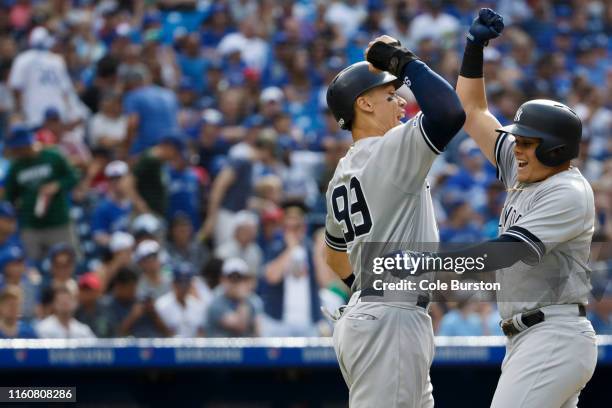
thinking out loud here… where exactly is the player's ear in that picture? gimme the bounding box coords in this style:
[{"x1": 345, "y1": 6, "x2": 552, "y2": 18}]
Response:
[{"x1": 355, "y1": 95, "x2": 375, "y2": 113}]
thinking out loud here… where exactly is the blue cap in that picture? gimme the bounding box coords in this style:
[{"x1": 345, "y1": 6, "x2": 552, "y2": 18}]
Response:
[
  {"x1": 47, "y1": 242, "x2": 75, "y2": 261},
  {"x1": 44, "y1": 107, "x2": 61, "y2": 121},
  {"x1": 159, "y1": 132, "x2": 186, "y2": 151},
  {"x1": 173, "y1": 262, "x2": 195, "y2": 282},
  {"x1": 5, "y1": 125, "x2": 34, "y2": 149},
  {"x1": 0, "y1": 201, "x2": 15, "y2": 219},
  {"x1": 0, "y1": 246, "x2": 25, "y2": 273}
]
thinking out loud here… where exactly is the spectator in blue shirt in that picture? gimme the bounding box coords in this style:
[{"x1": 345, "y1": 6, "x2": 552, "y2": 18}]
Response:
[
  {"x1": 445, "y1": 139, "x2": 495, "y2": 212},
  {"x1": 177, "y1": 34, "x2": 208, "y2": 94},
  {"x1": 0, "y1": 285, "x2": 37, "y2": 338},
  {"x1": 0, "y1": 246, "x2": 40, "y2": 322},
  {"x1": 91, "y1": 161, "x2": 133, "y2": 249},
  {"x1": 166, "y1": 149, "x2": 204, "y2": 230},
  {"x1": 200, "y1": 4, "x2": 234, "y2": 50},
  {"x1": 439, "y1": 197, "x2": 484, "y2": 243},
  {"x1": 0, "y1": 201, "x2": 21, "y2": 252},
  {"x1": 122, "y1": 66, "x2": 179, "y2": 156}
]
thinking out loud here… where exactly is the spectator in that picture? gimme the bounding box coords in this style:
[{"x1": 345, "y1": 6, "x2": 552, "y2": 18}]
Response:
[
  {"x1": 259, "y1": 202, "x2": 322, "y2": 336},
  {"x1": 439, "y1": 197, "x2": 484, "y2": 243},
  {"x1": 408, "y1": 0, "x2": 460, "y2": 48},
  {"x1": 155, "y1": 263, "x2": 206, "y2": 337},
  {"x1": 0, "y1": 246, "x2": 41, "y2": 321},
  {"x1": 165, "y1": 139, "x2": 205, "y2": 229},
  {"x1": 91, "y1": 161, "x2": 134, "y2": 249},
  {"x1": 96, "y1": 231, "x2": 135, "y2": 291},
  {"x1": 215, "y1": 210, "x2": 263, "y2": 276},
  {"x1": 102, "y1": 266, "x2": 170, "y2": 338},
  {"x1": 0, "y1": 285, "x2": 37, "y2": 338},
  {"x1": 166, "y1": 212, "x2": 209, "y2": 273},
  {"x1": 206, "y1": 258, "x2": 262, "y2": 337},
  {"x1": 445, "y1": 138, "x2": 495, "y2": 212},
  {"x1": 89, "y1": 92, "x2": 128, "y2": 149},
  {"x1": 134, "y1": 240, "x2": 172, "y2": 301},
  {"x1": 196, "y1": 108, "x2": 230, "y2": 174},
  {"x1": 75, "y1": 272, "x2": 108, "y2": 337},
  {"x1": 122, "y1": 66, "x2": 179, "y2": 156},
  {"x1": 177, "y1": 33, "x2": 207, "y2": 94},
  {"x1": 200, "y1": 129, "x2": 283, "y2": 246},
  {"x1": 36, "y1": 285, "x2": 96, "y2": 338},
  {"x1": 0, "y1": 201, "x2": 20, "y2": 252},
  {"x1": 132, "y1": 134, "x2": 187, "y2": 216},
  {"x1": 41, "y1": 243, "x2": 78, "y2": 292},
  {"x1": 80, "y1": 55, "x2": 120, "y2": 114},
  {"x1": 131, "y1": 214, "x2": 165, "y2": 245},
  {"x1": 3, "y1": 125, "x2": 79, "y2": 261},
  {"x1": 8, "y1": 27, "x2": 75, "y2": 127},
  {"x1": 217, "y1": 16, "x2": 269, "y2": 73}
]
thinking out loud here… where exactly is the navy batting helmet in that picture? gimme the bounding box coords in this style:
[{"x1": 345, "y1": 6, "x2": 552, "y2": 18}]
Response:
[
  {"x1": 326, "y1": 61, "x2": 401, "y2": 130},
  {"x1": 497, "y1": 99, "x2": 582, "y2": 167}
]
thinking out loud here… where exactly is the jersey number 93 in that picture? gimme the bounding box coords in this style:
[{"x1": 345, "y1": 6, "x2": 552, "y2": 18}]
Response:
[{"x1": 331, "y1": 177, "x2": 373, "y2": 243}]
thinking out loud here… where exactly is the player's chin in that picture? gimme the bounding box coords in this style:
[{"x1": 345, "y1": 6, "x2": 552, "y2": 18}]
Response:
[{"x1": 516, "y1": 169, "x2": 529, "y2": 183}]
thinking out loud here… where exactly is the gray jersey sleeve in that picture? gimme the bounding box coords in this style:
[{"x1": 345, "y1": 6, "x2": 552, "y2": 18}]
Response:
[
  {"x1": 494, "y1": 132, "x2": 517, "y2": 188},
  {"x1": 375, "y1": 112, "x2": 440, "y2": 194},
  {"x1": 501, "y1": 182, "x2": 591, "y2": 261}
]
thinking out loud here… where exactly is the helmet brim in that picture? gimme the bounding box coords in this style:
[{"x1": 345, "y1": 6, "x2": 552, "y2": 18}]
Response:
[{"x1": 495, "y1": 123, "x2": 551, "y2": 140}]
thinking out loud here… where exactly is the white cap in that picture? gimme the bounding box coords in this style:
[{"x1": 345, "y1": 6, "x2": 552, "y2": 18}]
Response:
[
  {"x1": 232, "y1": 210, "x2": 258, "y2": 232},
  {"x1": 260, "y1": 87, "x2": 284, "y2": 104},
  {"x1": 109, "y1": 231, "x2": 134, "y2": 253},
  {"x1": 105, "y1": 160, "x2": 129, "y2": 178},
  {"x1": 133, "y1": 240, "x2": 160, "y2": 262},
  {"x1": 202, "y1": 109, "x2": 223, "y2": 125},
  {"x1": 132, "y1": 213, "x2": 162, "y2": 235},
  {"x1": 218, "y1": 36, "x2": 245, "y2": 56},
  {"x1": 222, "y1": 258, "x2": 252, "y2": 277},
  {"x1": 29, "y1": 27, "x2": 53, "y2": 49}
]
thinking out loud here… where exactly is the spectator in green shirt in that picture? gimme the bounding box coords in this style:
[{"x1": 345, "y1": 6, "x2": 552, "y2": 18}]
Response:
[{"x1": 3, "y1": 125, "x2": 78, "y2": 261}]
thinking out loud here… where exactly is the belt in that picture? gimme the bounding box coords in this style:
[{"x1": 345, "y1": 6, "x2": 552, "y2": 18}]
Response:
[
  {"x1": 357, "y1": 288, "x2": 430, "y2": 309},
  {"x1": 501, "y1": 304, "x2": 586, "y2": 337}
]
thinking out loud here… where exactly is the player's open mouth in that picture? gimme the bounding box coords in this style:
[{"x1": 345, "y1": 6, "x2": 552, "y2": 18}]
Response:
[{"x1": 518, "y1": 160, "x2": 528, "y2": 168}]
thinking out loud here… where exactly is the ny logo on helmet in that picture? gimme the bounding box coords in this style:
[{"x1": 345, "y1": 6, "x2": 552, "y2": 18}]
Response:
[
  {"x1": 338, "y1": 118, "x2": 345, "y2": 128},
  {"x1": 514, "y1": 108, "x2": 523, "y2": 123}
]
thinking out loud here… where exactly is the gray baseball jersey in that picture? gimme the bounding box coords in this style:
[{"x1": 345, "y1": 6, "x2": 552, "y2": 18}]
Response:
[
  {"x1": 326, "y1": 113, "x2": 439, "y2": 408},
  {"x1": 325, "y1": 112, "x2": 440, "y2": 288},
  {"x1": 494, "y1": 132, "x2": 595, "y2": 319}
]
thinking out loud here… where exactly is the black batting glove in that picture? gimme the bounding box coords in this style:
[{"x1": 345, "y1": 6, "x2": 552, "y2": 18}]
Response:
[
  {"x1": 366, "y1": 41, "x2": 419, "y2": 78},
  {"x1": 467, "y1": 8, "x2": 504, "y2": 47}
]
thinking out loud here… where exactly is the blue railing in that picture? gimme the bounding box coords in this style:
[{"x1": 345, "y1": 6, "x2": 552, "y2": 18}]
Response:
[{"x1": 0, "y1": 336, "x2": 610, "y2": 369}]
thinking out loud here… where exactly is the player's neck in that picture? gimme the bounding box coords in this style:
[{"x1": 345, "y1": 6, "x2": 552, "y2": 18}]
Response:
[{"x1": 351, "y1": 124, "x2": 386, "y2": 142}]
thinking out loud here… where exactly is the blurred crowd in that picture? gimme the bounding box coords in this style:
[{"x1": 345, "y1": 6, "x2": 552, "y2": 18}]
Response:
[{"x1": 0, "y1": 0, "x2": 610, "y2": 339}]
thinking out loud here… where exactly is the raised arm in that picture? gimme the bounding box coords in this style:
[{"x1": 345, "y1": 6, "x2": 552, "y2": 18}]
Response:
[
  {"x1": 365, "y1": 36, "x2": 465, "y2": 152},
  {"x1": 456, "y1": 8, "x2": 505, "y2": 165}
]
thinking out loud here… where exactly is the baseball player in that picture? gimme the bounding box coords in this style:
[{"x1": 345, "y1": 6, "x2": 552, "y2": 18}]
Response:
[
  {"x1": 450, "y1": 9, "x2": 597, "y2": 408},
  {"x1": 324, "y1": 36, "x2": 465, "y2": 407}
]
